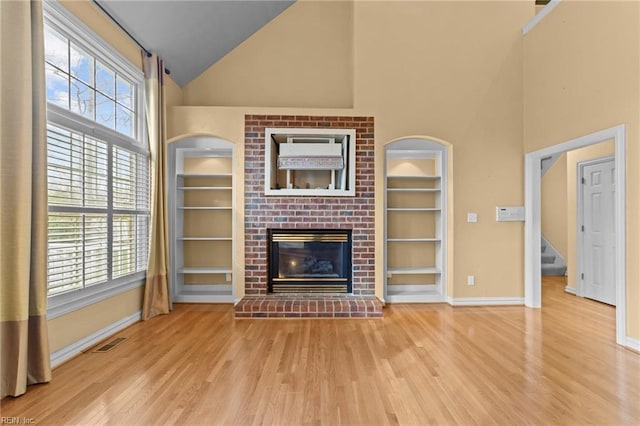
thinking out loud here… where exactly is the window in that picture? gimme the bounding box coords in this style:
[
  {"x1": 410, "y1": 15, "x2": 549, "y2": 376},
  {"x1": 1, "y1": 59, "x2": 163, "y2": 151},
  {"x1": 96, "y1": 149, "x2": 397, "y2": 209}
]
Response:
[{"x1": 44, "y1": 2, "x2": 148, "y2": 316}]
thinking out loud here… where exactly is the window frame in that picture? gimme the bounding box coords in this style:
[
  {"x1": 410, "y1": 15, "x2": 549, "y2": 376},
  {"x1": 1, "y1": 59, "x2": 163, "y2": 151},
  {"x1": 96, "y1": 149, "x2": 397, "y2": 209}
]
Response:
[{"x1": 44, "y1": 1, "x2": 149, "y2": 319}]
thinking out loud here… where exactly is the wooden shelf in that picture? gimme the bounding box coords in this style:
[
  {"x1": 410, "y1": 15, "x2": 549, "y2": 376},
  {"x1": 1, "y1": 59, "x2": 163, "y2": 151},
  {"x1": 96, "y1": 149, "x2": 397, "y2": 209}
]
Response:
[
  {"x1": 177, "y1": 186, "x2": 232, "y2": 191},
  {"x1": 387, "y1": 188, "x2": 440, "y2": 193},
  {"x1": 387, "y1": 207, "x2": 440, "y2": 212},
  {"x1": 387, "y1": 175, "x2": 440, "y2": 180},
  {"x1": 179, "y1": 237, "x2": 232, "y2": 241},
  {"x1": 179, "y1": 206, "x2": 232, "y2": 210},
  {"x1": 177, "y1": 173, "x2": 232, "y2": 178},
  {"x1": 387, "y1": 238, "x2": 440, "y2": 242},
  {"x1": 178, "y1": 267, "x2": 232, "y2": 274},
  {"x1": 387, "y1": 267, "x2": 441, "y2": 275}
]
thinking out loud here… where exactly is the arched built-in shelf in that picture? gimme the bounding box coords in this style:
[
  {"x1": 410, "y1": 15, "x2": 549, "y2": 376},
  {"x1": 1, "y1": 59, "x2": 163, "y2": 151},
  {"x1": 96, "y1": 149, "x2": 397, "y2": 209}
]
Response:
[
  {"x1": 384, "y1": 138, "x2": 448, "y2": 303},
  {"x1": 168, "y1": 137, "x2": 235, "y2": 303}
]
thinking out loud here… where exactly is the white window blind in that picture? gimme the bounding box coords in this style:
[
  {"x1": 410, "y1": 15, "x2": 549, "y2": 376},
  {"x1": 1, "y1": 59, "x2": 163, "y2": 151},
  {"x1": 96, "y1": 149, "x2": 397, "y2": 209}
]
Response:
[
  {"x1": 47, "y1": 125, "x2": 108, "y2": 208},
  {"x1": 46, "y1": 124, "x2": 149, "y2": 296}
]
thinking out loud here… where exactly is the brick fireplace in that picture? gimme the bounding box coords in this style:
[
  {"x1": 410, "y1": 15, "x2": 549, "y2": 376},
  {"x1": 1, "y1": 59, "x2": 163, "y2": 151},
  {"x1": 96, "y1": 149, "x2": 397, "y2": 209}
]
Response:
[{"x1": 234, "y1": 114, "x2": 383, "y2": 318}]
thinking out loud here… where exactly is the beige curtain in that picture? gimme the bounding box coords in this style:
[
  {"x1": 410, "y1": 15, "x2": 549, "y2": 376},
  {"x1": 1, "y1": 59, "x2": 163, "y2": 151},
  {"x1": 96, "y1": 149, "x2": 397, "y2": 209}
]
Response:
[
  {"x1": 141, "y1": 53, "x2": 170, "y2": 320},
  {"x1": 0, "y1": 0, "x2": 52, "y2": 398}
]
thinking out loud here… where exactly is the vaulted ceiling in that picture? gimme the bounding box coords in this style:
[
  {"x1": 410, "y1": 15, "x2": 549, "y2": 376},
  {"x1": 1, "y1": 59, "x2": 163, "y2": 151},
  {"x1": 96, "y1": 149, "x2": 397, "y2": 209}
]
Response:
[{"x1": 96, "y1": 0, "x2": 295, "y2": 87}]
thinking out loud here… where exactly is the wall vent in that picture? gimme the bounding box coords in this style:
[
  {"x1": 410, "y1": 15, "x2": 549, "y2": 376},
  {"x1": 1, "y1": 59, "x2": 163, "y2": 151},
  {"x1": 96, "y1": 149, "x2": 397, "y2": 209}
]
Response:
[{"x1": 93, "y1": 337, "x2": 127, "y2": 353}]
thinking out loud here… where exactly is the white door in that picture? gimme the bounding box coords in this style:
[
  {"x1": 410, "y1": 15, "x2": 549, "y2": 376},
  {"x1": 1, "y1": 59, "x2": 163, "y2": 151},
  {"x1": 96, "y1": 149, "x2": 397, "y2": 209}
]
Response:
[{"x1": 580, "y1": 157, "x2": 615, "y2": 305}]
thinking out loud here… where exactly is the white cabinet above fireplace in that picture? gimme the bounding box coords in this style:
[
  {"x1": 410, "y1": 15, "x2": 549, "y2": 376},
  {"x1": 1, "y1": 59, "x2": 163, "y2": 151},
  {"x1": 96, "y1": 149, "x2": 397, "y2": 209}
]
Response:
[{"x1": 265, "y1": 128, "x2": 356, "y2": 196}]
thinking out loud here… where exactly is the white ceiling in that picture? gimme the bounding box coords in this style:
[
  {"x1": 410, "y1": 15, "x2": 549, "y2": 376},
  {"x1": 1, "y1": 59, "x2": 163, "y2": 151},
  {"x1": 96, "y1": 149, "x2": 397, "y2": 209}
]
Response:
[{"x1": 96, "y1": 0, "x2": 295, "y2": 87}]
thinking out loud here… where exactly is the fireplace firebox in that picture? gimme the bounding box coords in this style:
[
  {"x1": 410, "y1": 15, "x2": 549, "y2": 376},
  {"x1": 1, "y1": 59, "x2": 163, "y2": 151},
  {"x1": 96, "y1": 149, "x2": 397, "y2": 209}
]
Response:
[{"x1": 268, "y1": 229, "x2": 352, "y2": 293}]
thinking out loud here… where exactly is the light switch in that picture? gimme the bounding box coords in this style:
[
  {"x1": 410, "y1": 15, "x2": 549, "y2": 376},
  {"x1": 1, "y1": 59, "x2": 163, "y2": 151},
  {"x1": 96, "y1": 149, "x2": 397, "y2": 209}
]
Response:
[{"x1": 467, "y1": 213, "x2": 478, "y2": 223}]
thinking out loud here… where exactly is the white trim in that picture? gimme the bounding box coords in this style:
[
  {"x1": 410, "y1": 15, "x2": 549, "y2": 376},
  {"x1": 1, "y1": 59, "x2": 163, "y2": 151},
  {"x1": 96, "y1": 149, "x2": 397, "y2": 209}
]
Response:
[
  {"x1": 387, "y1": 284, "x2": 437, "y2": 293},
  {"x1": 522, "y1": 0, "x2": 563, "y2": 35},
  {"x1": 264, "y1": 128, "x2": 356, "y2": 197},
  {"x1": 564, "y1": 286, "x2": 577, "y2": 295},
  {"x1": 447, "y1": 297, "x2": 524, "y2": 307},
  {"x1": 525, "y1": 124, "x2": 626, "y2": 346},
  {"x1": 387, "y1": 294, "x2": 447, "y2": 304},
  {"x1": 174, "y1": 295, "x2": 235, "y2": 303},
  {"x1": 626, "y1": 337, "x2": 640, "y2": 352},
  {"x1": 50, "y1": 311, "x2": 141, "y2": 368},
  {"x1": 524, "y1": 149, "x2": 542, "y2": 308},
  {"x1": 47, "y1": 105, "x2": 148, "y2": 156}
]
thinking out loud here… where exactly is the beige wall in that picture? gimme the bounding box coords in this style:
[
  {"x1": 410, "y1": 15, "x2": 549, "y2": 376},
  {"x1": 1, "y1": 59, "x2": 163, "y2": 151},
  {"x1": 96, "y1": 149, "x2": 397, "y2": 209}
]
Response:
[
  {"x1": 49, "y1": 288, "x2": 143, "y2": 353},
  {"x1": 565, "y1": 141, "x2": 615, "y2": 289},
  {"x1": 182, "y1": 0, "x2": 353, "y2": 108},
  {"x1": 178, "y1": 1, "x2": 533, "y2": 301},
  {"x1": 165, "y1": 75, "x2": 183, "y2": 108},
  {"x1": 541, "y1": 153, "x2": 567, "y2": 261},
  {"x1": 358, "y1": 1, "x2": 531, "y2": 299},
  {"x1": 524, "y1": 0, "x2": 639, "y2": 339}
]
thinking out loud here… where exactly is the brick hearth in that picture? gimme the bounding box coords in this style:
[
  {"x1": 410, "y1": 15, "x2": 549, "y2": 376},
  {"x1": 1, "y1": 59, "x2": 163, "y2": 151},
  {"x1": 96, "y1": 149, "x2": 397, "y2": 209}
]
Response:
[
  {"x1": 236, "y1": 114, "x2": 381, "y2": 318},
  {"x1": 235, "y1": 295, "x2": 383, "y2": 318}
]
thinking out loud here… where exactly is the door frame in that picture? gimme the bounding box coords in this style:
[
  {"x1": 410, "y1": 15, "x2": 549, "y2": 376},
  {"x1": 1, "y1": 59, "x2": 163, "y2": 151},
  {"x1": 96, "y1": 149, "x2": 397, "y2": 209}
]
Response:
[
  {"x1": 576, "y1": 156, "x2": 615, "y2": 300},
  {"x1": 524, "y1": 124, "x2": 626, "y2": 346}
]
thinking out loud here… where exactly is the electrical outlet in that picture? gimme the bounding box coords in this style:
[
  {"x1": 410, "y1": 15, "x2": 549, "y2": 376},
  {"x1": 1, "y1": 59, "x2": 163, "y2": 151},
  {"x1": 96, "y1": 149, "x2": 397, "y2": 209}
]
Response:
[
  {"x1": 225, "y1": 273, "x2": 232, "y2": 282},
  {"x1": 467, "y1": 275, "x2": 475, "y2": 286}
]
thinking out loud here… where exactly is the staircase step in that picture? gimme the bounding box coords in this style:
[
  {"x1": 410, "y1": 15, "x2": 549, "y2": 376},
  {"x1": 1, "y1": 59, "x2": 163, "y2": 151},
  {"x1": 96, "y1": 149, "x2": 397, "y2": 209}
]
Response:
[
  {"x1": 541, "y1": 254, "x2": 556, "y2": 264},
  {"x1": 542, "y1": 264, "x2": 567, "y2": 276}
]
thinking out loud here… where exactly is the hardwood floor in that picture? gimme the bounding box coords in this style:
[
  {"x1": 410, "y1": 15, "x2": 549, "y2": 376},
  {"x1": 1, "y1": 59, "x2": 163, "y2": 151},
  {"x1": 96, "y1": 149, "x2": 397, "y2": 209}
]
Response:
[{"x1": 3, "y1": 276, "x2": 639, "y2": 425}]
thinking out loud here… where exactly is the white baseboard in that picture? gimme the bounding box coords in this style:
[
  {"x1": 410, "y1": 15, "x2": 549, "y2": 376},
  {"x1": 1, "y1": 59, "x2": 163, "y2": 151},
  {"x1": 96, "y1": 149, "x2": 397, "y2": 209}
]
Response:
[
  {"x1": 564, "y1": 286, "x2": 577, "y2": 295},
  {"x1": 447, "y1": 297, "x2": 524, "y2": 306},
  {"x1": 50, "y1": 311, "x2": 141, "y2": 368},
  {"x1": 626, "y1": 337, "x2": 640, "y2": 352}
]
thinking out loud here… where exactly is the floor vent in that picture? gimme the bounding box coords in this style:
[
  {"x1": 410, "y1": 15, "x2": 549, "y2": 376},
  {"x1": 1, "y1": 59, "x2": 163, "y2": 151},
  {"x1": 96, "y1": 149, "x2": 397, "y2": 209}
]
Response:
[{"x1": 93, "y1": 337, "x2": 127, "y2": 353}]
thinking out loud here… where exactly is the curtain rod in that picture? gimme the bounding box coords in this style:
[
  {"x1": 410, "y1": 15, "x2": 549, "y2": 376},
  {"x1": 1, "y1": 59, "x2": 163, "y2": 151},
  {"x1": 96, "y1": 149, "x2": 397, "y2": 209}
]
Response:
[{"x1": 91, "y1": 0, "x2": 171, "y2": 75}]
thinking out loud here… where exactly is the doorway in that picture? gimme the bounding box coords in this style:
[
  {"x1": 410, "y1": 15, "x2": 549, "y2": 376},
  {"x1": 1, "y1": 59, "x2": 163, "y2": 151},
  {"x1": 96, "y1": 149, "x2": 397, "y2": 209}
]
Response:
[{"x1": 524, "y1": 124, "x2": 626, "y2": 346}]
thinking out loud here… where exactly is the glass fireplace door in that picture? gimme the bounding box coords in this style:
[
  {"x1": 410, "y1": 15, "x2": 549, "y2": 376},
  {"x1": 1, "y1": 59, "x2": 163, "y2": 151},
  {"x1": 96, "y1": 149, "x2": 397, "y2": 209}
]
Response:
[{"x1": 268, "y1": 230, "x2": 352, "y2": 293}]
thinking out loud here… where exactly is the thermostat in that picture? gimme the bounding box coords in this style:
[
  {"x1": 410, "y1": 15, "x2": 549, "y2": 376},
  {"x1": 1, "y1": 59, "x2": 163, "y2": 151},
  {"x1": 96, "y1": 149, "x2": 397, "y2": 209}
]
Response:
[{"x1": 496, "y1": 206, "x2": 525, "y2": 222}]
